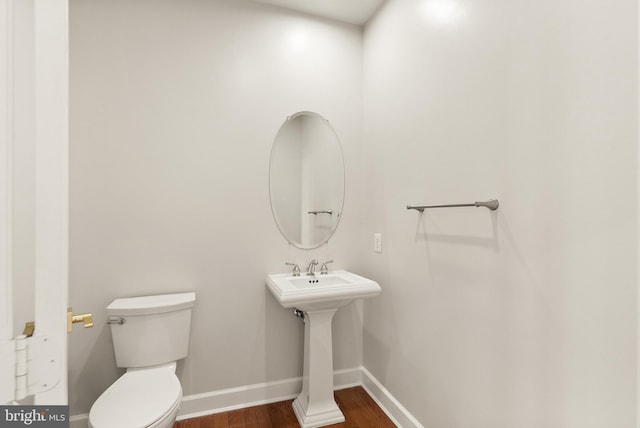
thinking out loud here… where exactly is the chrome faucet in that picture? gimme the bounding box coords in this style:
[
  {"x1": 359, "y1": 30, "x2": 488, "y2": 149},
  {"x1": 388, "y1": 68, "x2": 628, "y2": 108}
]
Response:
[{"x1": 306, "y1": 259, "x2": 319, "y2": 276}]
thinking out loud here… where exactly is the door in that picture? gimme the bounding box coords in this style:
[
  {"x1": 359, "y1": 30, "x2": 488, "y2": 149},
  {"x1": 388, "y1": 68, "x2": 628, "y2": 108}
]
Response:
[{"x1": 0, "y1": 0, "x2": 68, "y2": 404}]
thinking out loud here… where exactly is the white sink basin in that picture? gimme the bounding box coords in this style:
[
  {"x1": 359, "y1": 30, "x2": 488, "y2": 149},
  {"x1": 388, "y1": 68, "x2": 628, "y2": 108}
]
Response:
[{"x1": 266, "y1": 270, "x2": 381, "y2": 311}]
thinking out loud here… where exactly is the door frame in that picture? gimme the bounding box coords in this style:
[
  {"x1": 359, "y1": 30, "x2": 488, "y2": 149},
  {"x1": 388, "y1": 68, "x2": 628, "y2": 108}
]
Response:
[
  {"x1": 0, "y1": 0, "x2": 68, "y2": 404},
  {"x1": 32, "y1": 0, "x2": 69, "y2": 404}
]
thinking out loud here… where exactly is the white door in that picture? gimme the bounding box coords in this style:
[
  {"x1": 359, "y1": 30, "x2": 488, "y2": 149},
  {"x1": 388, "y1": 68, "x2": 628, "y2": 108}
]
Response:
[{"x1": 0, "y1": 0, "x2": 68, "y2": 405}]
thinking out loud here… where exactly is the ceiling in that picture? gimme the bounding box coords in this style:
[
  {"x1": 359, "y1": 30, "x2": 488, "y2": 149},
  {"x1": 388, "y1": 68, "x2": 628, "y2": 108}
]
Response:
[{"x1": 249, "y1": 0, "x2": 386, "y2": 26}]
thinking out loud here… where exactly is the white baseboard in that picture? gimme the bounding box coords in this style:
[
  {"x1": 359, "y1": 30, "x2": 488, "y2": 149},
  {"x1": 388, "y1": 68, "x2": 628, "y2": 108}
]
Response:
[
  {"x1": 69, "y1": 414, "x2": 88, "y2": 428},
  {"x1": 177, "y1": 367, "x2": 362, "y2": 420},
  {"x1": 360, "y1": 367, "x2": 424, "y2": 428},
  {"x1": 69, "y1": 367, "x2": 421, "y2": 428}
]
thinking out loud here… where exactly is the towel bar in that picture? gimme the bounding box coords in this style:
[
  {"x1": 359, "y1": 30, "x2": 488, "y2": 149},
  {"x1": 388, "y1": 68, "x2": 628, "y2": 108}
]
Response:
[{"x1": 406, "y1": 199, "x2": 499, "y2": 212}]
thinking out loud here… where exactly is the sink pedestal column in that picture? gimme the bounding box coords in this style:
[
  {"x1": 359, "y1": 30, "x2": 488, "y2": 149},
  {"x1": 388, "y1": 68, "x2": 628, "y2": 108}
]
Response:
[{"x1": 292, "y1": 308, "x2": 344, "y2": 428}]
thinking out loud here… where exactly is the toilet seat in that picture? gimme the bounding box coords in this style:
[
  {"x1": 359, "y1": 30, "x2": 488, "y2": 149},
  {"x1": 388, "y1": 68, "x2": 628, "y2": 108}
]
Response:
[{"x1": 89, "y1": 367, "x2": 182, "y2": 428}]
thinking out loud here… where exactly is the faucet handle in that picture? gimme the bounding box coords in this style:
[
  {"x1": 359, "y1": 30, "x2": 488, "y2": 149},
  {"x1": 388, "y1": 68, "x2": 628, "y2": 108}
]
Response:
[
  {"x1": 285, "y1": 262, "x2": 301, "y2": 277},
  {"x1": 320, "y1": 260, "x2": 334, "y2": 275}
]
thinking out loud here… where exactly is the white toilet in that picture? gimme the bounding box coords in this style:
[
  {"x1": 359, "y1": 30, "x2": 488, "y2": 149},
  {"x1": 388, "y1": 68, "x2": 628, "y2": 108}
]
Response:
[{"x1": 88, "y1": 292, "x2": 196, "y2": 428}]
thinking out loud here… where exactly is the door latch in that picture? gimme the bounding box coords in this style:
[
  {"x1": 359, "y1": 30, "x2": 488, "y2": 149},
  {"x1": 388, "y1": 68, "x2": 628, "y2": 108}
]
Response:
[{"x1": 67, "y1": 308, "x2": 93, "y2": 333}]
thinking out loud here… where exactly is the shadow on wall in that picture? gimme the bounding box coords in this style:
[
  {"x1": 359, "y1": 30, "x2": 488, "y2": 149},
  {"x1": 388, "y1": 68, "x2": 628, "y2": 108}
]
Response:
[
  {"x1": 412, "y1": 209, "x2": 499, "y2": 251},
  {"x1": 362, "y1": 324, "x2": 392, "y2": 383},
  {"x1": 70, "y1": 323, "x2": 120, "y2": 414},
  {"x1": 264, "y1": 287, "x2": 305, "y2": 382}
]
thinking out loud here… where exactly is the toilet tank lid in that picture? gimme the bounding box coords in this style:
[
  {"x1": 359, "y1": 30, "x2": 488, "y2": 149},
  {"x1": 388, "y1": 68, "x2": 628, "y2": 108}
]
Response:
[{"x1": 107, "y1": 292, "x2": 196, "y2": 316}]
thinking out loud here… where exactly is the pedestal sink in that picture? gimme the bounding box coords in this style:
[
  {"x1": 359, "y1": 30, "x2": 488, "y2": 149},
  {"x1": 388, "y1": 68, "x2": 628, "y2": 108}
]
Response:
[{"x1": 266, "y1": 270, "x2": 381, "y2": 428}]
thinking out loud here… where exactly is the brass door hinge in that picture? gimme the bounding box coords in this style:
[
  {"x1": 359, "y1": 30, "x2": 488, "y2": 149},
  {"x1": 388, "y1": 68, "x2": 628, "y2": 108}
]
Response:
[{"x1": 22, "y1": 321, "x2": 35, "y2": 337}]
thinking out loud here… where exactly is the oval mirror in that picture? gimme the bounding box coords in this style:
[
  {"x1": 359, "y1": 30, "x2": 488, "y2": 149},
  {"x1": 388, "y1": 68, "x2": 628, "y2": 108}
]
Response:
[{"x1": 269, "y1": 111, "x2": 345, "y2": 249}]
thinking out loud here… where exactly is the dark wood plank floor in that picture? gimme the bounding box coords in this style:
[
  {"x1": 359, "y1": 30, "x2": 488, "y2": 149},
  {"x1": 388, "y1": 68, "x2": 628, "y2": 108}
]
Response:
[{"x1": 174, "y1": 386, "x2": 396, "y2": 427}]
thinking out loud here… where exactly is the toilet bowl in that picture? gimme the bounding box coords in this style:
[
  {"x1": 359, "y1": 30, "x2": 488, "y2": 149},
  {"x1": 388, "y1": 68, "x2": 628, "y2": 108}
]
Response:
[
  {"x1": 88, "y1": 292, "x2": 195, "y2": 428},
  {"x1": 88, "y1": 364, "x2": 182, "y2": 428}
]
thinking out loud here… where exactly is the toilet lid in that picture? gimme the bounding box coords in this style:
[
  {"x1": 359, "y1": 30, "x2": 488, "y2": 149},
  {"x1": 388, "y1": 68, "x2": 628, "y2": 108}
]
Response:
[{"x1": 89, "y1": 368, "x2": 182, "y2": 428}]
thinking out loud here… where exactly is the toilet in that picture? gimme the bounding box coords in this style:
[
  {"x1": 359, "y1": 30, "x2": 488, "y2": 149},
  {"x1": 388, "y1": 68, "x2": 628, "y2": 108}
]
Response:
[{"x1": 88, "y1": 292, "x2": 196, "y2": 428}]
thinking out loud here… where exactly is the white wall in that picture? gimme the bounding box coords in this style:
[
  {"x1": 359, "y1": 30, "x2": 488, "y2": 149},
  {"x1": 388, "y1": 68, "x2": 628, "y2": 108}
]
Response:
[
  {"x1": 68, "y1": 0, "x2": 364, "y2": 416},
  {"x1": 362, "y1": 0, "x2": 637, "y2": 427},
  {"x1": 69, "y1": 0, "x2": 639, "y2": 424}
]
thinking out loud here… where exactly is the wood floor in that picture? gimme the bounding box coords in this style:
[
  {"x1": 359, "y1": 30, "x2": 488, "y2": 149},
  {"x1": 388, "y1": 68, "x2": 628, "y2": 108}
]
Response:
[{"x1": 173, "y1": 386, "x2": 396, "y2": 427}]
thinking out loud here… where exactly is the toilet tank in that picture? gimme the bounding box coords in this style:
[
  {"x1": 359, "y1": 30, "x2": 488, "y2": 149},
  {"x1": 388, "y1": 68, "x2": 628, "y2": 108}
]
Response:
[{"x1": 107, "y1": 292, "x2": 196, "y2": 368}]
